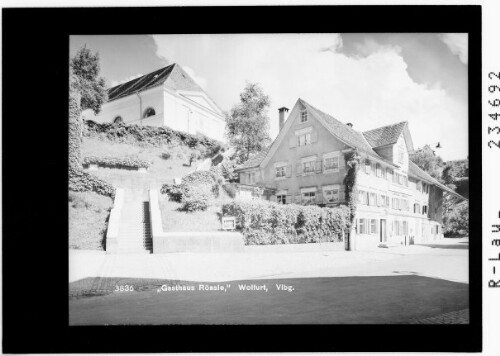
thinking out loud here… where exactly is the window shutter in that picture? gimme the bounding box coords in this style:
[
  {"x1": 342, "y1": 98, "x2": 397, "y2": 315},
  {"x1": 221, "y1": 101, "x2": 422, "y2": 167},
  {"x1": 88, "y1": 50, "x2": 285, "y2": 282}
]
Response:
[
  {"x1": 316, "y1": 191, "x2": 323, "y2": 204},
  {"x1": 311, "y1": 130, "x2": 318, "y2": 143},
  {"x1": 286, "y1": 194, "x2": 292, "y2": 204},
  {"x1": 286, "y1": 164, "x2": 292, "y2": 178},
  {"x1": 296, "y1": 163, "x2": 302, "y2": 176},
  {"x1": 289, "y1": 136, "x2": 296, "y2": 148},
  {"x1": 339, "y1": 155, "x2": 345, "y2": 169},
  {"x1": 315, "y1": 159, "x2": 322, "y2": 173}
]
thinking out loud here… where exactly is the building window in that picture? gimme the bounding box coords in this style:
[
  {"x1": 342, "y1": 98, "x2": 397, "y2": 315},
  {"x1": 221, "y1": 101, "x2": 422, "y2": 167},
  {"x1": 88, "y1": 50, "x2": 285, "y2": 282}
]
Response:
[
  {"x1": 365, "y1": 160, "x2": 371, "y2": 174},
  {"x1": 369, "y1": 192, "x2": 377, "y2": 206},
  {"x1": 392, "y1": 197, "x2": 399, "y2": 210},
  {"x1": 248, "y1": 172, "x2": 256, "y2": 184},
  {"x1": 297, "y1": 133, "x2": 311, "y2": 146},
  {"x1": 359, "y1": 219, "x2": 367, "y2": 234},
  {"x1": 276, "y1": 166, "x2": 286, "y2": 178},
  {"x1": 370, "y1": 219, "x2": 378, "y2": 234},
  {"x1": 143, "y1": 107, "x2": 156, "y2": 118},
  {"x1": 113, "y1": 116, "x2": 123, "y2": 124},
  {"x1": 277, "y1": 195, "x2": 287, "y2": 204},
  {"x1": 324, "y1": 156, "x2": 339, "y2": 172},
  {"x1": 303, "y1": 161, "x2": 315, "y2": 174},
  {"x1": 300, "y1": 111, "x2": 308, "y2": 123},
  {"x1": 422, "y1": 205, "x2": 428, "y2": 215},
  {"x1": 302, "y1": 191, "x2": 316, "y2": 205},
  {"x1": 323, "y1": 187, "x2": 339, "y2": 204}
]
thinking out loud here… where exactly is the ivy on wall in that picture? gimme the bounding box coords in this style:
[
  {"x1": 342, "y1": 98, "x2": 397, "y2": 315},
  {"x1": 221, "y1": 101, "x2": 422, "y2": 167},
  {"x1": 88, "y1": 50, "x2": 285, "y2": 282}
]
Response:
[
  {"x1": 69, "y1": 93, "x2": 115, "y2": 198},
  {"x1": 343, "y1": 149, "x2": 361, "y2": 226}
]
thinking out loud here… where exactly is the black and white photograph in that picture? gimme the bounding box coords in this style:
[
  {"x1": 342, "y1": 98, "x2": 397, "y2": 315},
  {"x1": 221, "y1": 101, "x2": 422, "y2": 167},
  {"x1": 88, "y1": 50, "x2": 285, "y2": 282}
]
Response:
[
  {"x1": 1, "y1": 3, "x2": 491, "y2": 354},
  {"x1": 68, "y1": 33, "x2": 470, "y2": 325}
]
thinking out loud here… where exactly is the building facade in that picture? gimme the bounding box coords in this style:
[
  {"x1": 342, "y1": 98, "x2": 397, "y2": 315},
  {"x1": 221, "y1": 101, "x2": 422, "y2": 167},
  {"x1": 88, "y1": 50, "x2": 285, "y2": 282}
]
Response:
[
  {"x1": 234, "y1": 98, "x2": 466, "y2": 249},
  {"x1": 81, "y1": 63, "x2": 226, "y2": 142}
]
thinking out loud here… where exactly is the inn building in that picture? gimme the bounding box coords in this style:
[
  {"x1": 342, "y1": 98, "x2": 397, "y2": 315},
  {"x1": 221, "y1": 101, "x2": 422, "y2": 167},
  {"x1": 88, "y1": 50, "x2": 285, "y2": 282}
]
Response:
[{"x1": 234, "y1": 98, "x2": 467, "y2": 249}]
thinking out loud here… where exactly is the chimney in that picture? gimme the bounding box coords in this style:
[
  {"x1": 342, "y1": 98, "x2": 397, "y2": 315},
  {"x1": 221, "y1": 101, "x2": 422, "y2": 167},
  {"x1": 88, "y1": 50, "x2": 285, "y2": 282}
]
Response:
[
  {"x1": 346, "y1": 123, "x2": 353, "y2": 128},
  {"x1": 278, "y1": 107, "x2": 289, "y2": 131}
]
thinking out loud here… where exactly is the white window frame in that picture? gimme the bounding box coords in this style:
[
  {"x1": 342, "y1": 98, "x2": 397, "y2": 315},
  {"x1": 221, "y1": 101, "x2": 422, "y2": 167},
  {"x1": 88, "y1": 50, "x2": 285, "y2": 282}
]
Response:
[
  {"x1": 277, "y1": 194, "x2": 287, "y2": 204},
  {"x1": 370, "y1": 219, "x2": 377, "y2": 234},
  {"x1": 248, "y1": 172, "x2": 256, "y2": 184},
  {"x1": 300, "y1": 110, "x2": 308, "y2": 123},
  {"x1": 323, "y1": 151, "x2": 340, "y2": 173},
  {"x1": 301, "y1": 156, "x2": 317, "y2": 175},
  {"x1": 323, "y1": 184, "x2": 340, "y2": 204}
]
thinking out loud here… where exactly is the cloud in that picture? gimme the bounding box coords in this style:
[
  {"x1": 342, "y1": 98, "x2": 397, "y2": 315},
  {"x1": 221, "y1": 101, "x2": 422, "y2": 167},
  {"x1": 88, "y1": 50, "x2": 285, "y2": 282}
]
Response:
[
  {"x1": 149, "y1": 34, "x2": 467, "y2": 160},
  {"x1": 318, "y1": 34, "x2": 343, "y2": 53},
  {"x1": 439, "y1": 33, "x2": 468, "y2": 64},
  {"x1": 182, "y1": 66, "x2": 208, "y2": 90},
  {"x1": 110, "y1": 73, "x2": 143, "y2": 87}
]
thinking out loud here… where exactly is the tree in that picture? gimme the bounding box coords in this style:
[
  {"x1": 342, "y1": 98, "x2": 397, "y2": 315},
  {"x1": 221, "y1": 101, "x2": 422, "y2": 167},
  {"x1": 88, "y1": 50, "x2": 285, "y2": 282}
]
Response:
[
  {"x1": 409, "y1": 145, "x2": 445, "y2": 181},
  {"x1": 225, "y1": 82, "x2": 271, "y2": 162},
  {"x1": 70, "y1": 46, "x2": 108, "y2": 115}
]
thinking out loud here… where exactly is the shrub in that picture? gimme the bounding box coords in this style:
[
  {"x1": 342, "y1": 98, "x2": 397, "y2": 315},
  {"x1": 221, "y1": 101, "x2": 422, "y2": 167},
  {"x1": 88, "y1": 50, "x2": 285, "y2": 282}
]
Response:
[
  {"x1": 161, "y1": 183, "x2": 187, "y2": 202},
  {"x1": 221, "y1": 200, "x2": 350, "y2": 245},
  {"x1": 84, "y1": 120, "x2": 222, "y2": 153},
  {"x1": 222, "y1": 184, "x2": 237, "y2": 198},
  {"x1": 179, "y1": 184, "x2": 213, "y2": 212},
  {"x1": 443, "y1": 203, "x2": 469, "y2": 237},
  {"x1": 83, "y1": 156, "x2": 151, "y2": 169},
  {"x1": 161, "y1": 152, "x2": 172, "y2": 160},
  {"x1": 69, "y1": 167, "x2": 115, "y2": 198}
]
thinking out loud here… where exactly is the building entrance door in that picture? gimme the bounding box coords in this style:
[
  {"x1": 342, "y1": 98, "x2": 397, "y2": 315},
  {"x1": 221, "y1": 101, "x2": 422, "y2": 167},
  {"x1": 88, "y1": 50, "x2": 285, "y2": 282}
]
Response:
[{"x1": 380, "y1": 219, "x2": 387, "y2": 242}]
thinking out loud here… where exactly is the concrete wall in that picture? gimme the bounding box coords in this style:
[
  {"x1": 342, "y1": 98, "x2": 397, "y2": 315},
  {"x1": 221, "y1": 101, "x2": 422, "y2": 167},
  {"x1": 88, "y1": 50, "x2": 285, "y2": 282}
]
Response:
[
  {"x1": 105, "y1": 188, "x2": 124, "y2": 254},
  {"x1": 149, "y1": 190, "x2": 244, "y2": 253}
]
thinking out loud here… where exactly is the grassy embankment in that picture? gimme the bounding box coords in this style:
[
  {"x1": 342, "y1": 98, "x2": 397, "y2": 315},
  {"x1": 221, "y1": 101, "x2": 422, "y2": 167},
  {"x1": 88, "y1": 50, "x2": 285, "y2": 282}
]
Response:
[{"x1": 69, "y1": 137, "x2": 208, "y2": 250}]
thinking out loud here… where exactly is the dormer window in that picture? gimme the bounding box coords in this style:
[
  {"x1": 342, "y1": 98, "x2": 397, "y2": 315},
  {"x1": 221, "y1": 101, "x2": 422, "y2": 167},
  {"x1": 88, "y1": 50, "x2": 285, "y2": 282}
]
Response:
[{"x1": 300, "y1": 111, "x2": 308, "y2": 123}]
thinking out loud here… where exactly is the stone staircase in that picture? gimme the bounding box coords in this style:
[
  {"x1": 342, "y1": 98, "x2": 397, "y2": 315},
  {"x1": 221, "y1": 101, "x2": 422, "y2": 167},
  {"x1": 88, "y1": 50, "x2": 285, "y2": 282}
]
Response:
[{"x1": 116, "y1": 189, "x2": 153, "y2": 254}]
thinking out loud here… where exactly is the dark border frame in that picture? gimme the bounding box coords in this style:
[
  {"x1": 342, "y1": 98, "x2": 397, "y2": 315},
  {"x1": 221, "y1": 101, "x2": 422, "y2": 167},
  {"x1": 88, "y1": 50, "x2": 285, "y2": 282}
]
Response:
[{"x1": 2, "y1": 5, "x2": 481, "y2": 353}]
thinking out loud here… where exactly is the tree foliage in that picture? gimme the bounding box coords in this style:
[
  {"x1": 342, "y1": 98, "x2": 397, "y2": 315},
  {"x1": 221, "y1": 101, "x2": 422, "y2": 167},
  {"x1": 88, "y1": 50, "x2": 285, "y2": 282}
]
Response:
[
  {"x1": 409, "y1": 145, "x2": 445, "y2": 181},
  {"x1": 225, "y1": 82, "x2": 271, "y2": 162},
  {"x1": 70, "y1": 46, "x2": 108, "y2": 115}
]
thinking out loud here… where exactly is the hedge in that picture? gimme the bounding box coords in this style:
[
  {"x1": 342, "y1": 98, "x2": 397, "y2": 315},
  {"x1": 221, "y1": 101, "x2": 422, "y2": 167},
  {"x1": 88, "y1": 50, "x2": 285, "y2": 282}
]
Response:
[
  {"x1": 83, "y1": 156, "x2": 151, "y2": 169},
  {"x1": 84, "y1": 120, "x2": 222, "y2": 156},
  {"x1": 161, "y1": 170, "x2": 223, "y2": 202},
  {"x1": 222, "y1": 200, "x2": 351, "y2": 245},
  {"x1": 69, "y1": 168, "x2": 116, "y2": 198}
]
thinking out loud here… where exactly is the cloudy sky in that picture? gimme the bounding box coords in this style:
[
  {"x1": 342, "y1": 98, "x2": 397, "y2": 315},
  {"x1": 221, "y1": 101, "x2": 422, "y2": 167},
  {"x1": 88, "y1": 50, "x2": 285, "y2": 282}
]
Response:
[{"x1": 70, "y1": 33, "x2": 468, "y2": 161}]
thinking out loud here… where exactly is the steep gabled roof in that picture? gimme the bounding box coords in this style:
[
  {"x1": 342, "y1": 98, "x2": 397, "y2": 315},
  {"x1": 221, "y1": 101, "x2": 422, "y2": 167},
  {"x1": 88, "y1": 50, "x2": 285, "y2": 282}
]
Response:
[
  {"x1": 107, "y1": 63, "x2": 205, "y2": 102},
  {"x1": 363, "y1": 121, "x2": 407, "y2": 148},
  {"x1": 299, "y1": 99, "x2": 380, "y2": 157},
  {"x1": 235, "y1": 98, "x2": 396, "y2": 172},
  {"x1": 408, "y1": 160, "x2": 467, "y2": 200},
  {"x1": 237, "y1": 148, "x2": 270, "y2": 170}
]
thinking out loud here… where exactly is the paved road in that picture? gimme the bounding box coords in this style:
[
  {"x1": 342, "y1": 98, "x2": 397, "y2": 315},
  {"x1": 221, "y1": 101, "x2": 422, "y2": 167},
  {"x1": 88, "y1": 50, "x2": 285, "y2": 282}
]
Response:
[{"x1": 69, "y1": 239, "x2": 469, "y2": 325}]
